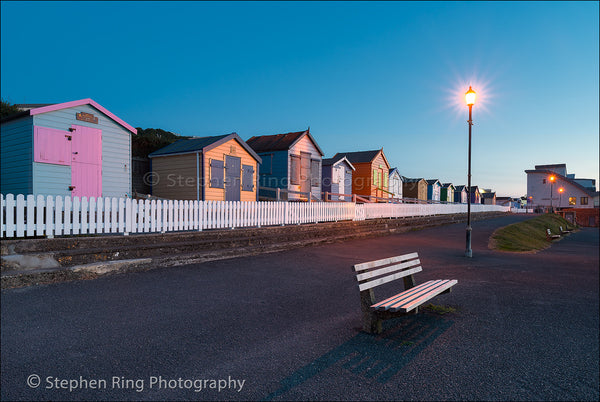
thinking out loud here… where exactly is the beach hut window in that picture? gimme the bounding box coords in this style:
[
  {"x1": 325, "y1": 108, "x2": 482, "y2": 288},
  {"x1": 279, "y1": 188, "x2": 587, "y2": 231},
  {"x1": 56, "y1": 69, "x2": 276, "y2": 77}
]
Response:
[
  {"x1": 210, "y1": 159, "x2": 225, "y2": 188},
  {"x1": 242, "y1": 165, "x2": 255, "y2": 191},
  {"x1": 290, "y1": 155, "x2": 301, "y2": 185},
  {"x1": 311, "y1": 159, "x2": 320, "y2": 187}
]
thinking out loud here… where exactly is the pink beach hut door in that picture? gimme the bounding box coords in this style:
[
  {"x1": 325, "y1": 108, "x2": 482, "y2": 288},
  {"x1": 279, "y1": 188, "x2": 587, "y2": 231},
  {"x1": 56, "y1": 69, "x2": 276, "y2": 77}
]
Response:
[{"x1": 70, "y1": 125, "x2": 102, "y2": 198}]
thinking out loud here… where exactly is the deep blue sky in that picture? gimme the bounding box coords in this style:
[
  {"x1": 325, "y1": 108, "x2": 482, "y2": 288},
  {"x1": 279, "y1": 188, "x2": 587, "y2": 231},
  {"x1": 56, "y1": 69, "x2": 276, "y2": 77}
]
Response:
[{"x1": 2, "y1": 1, "x2": 598, "y2": 197}]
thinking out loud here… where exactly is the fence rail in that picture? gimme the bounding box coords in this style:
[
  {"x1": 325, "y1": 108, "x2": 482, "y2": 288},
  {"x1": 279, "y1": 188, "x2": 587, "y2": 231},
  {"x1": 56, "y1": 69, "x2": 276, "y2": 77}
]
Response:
[{"x1": 1, "y1": 193, "x2": 509, "y2": 238}]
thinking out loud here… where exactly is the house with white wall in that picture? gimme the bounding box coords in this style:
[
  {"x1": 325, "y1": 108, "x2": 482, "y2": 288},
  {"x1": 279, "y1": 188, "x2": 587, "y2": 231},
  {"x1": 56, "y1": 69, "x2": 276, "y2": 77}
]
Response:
[{"x1": 525, "y1": 163, "x2": 598, "y2": 209}]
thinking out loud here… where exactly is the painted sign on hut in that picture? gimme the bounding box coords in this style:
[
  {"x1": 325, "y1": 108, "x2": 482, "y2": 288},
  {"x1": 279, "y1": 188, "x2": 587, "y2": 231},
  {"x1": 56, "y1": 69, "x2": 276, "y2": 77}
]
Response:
[
  {"x1": 0, "y1": 98, "x2": 136, "y2": 198},
  {"x1": 247, "y1": 129, "x2": 324, "y2": 201},
  {"x1": 332, "y1": 149, "x2": 391, "y2": 200},
  {"x1": 321, "y1": 155, "x2": 355, "y2": 201},
  {"x1": 148, "y1": 133, "x2": 261, "y2": 202}
]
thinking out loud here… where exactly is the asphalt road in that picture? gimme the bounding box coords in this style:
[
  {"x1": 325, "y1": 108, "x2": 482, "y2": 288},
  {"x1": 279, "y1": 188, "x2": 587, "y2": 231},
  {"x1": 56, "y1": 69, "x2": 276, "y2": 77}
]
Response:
[{"x1": 1, "y1": 215, "x2": 598, "y2": 401}]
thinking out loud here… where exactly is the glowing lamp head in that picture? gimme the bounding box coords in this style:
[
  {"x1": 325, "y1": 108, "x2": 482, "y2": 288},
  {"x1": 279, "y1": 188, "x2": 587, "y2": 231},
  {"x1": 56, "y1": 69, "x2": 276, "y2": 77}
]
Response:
[
  {"x1": 558, "y1": 187, "x2": 564, "y2": 193},
  {"x1": 465, "y1": 86, "x2": 476, "y2": 106},
  {"x1": 549, "y1": 175, "x2": 556, "y2": 183}
]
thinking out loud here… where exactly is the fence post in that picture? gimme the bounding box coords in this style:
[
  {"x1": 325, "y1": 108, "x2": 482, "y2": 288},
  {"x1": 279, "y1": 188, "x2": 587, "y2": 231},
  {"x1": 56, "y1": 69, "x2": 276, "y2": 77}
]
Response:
[{"x1": 125, "y1": 198, "x2": 131, "y2": 235}]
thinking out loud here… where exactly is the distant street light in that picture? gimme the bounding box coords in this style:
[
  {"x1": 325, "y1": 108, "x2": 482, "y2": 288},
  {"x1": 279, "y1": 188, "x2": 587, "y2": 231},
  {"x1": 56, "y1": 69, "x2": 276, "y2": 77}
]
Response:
[
  {"x1": 465, "y1": 86, "x2": 476, "y2": 258},
  {"x1": 549, "y1": 175, "x2": 556, "y2": 212}
]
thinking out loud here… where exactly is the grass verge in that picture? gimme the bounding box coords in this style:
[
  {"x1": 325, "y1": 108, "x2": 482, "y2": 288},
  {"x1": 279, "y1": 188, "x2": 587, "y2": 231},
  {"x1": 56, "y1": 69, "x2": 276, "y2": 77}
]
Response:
[
  {"x1": 422, "y1": 303, "x2": 457, "y2": 315},
  {"x1": 489, "y1": 213, "x2": 576, "y2": 252}
]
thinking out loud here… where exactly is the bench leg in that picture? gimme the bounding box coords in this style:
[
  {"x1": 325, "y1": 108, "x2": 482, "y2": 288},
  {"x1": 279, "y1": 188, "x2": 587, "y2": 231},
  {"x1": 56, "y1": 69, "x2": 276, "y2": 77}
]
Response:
[{"x1": 360, "y1": 289, "x2": 382, "y2": 334}]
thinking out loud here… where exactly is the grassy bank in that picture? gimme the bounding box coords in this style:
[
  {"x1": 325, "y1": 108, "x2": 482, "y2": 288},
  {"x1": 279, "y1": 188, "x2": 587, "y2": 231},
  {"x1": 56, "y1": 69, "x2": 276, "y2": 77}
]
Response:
[{"x1": 489, "y1": 213, "x2": 576, "y2": 252}]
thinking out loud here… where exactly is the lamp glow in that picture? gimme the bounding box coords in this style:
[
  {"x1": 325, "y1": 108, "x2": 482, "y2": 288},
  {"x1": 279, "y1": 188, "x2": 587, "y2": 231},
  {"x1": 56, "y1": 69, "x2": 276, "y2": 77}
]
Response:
[{"x1": 465, "y1": 86, "x2": 476, "y2": 106}]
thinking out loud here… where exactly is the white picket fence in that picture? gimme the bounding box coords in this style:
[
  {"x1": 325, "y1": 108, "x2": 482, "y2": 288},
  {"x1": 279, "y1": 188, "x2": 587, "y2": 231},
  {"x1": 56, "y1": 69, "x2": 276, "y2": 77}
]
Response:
[{"x1": 0, "y1": 194, "x2": 509, "y2": 239}]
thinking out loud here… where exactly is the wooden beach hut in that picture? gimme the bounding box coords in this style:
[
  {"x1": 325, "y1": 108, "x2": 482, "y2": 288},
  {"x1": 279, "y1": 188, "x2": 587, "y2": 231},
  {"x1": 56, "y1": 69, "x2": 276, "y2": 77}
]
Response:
[
  {"x1": 441, "y1": 183, "x2": 455, "y2": 203},
  {"x1": 453, "y1": 185, "x2": 468, "y2": 203},
  {"x1": 402, "y1": 177, "x2": 428, "y2": 201},
  {"x1": 247, "y1": 129, "x2": 324, "y2": 201},
  {"x1": 322, "y1": 155, "x2": 355, "y2": 201},
  {"x1": 148, "y1": 133, "x2": 261, "y2": 201},
  {"x1": 388, "y1": 168, "x2": 403, "y2": 200},
  {"x1": 0, "y1": 98, "x2": 136, "y2": 198},
  {"x1": 332, "y1": 149, "x2": 391, "y2": 200},
  {"x1": 426, "y1": 179, "x2": 442, "y2": 202}
]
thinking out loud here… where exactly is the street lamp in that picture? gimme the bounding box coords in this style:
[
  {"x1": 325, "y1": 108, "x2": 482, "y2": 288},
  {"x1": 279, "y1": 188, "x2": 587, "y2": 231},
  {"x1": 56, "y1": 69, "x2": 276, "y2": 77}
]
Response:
[
  {"x1": 549, "y1": 175, "x2": 556, "y2": 212},
  {"x1": 465, "y1": 86, "x2": 476, "y2": 258},
  {"x1": 558, "y1": 187, "x2": 564, "y2": 208}
]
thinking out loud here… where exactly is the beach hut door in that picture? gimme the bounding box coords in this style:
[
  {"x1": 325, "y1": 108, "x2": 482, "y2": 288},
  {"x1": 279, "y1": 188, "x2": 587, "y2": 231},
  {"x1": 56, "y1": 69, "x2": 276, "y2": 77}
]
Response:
[
  {"x1": 70, "y1": 125, "x2": 102, "y2": 198},
  {"x1": 225, "y1": 155, "x2": 241, "y2": 201},
  {"x1": 300, "y1": 152, "x2": 311, "y2": 197}
]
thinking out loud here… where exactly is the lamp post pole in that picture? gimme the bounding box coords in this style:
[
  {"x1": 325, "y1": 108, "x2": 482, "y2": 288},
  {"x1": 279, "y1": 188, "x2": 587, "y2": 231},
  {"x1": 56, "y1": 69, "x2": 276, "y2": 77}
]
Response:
[
  {"x1": 558, "y1": 187, "x2": 564, "y2": 209},
  {"x1": 549, "y1": 175, "x2": 556, "y2": 213},
  {"x1": 465, "y1": 86, "x2": 476, "y2": 258}
]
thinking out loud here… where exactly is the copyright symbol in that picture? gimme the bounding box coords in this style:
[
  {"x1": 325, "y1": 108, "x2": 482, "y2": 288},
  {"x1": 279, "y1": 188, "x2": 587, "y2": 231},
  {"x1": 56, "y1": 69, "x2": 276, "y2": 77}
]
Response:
[
  {"x1": 143, "y1": 172, "x2": 160, "y2": 186},
  {"x1": 27, "y1": 374, "x2": 41, "y2": 388}
]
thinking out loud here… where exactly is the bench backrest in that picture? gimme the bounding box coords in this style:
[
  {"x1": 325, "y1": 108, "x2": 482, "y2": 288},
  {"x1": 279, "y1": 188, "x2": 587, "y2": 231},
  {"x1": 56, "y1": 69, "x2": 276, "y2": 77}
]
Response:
[{"x1": 353, "y1": 252, "x2": 422, "y2": 292}]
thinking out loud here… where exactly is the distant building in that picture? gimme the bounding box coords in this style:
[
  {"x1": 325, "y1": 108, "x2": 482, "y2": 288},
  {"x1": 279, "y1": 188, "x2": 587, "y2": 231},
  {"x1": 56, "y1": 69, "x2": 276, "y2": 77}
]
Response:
[{"x1": 525, "y1": 163, "x2": 598, "y2": 209}]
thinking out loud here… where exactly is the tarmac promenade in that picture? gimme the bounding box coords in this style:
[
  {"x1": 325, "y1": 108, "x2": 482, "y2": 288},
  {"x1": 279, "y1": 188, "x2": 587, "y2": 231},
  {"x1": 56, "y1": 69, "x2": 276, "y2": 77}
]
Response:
[{"x1": 1, "y1": 214, "x2": 598, "y2": 401}]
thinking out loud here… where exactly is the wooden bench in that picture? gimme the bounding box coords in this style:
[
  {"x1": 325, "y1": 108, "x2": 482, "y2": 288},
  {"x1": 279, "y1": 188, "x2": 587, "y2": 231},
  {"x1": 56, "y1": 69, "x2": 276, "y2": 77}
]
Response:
[
  {"x1": 352, "y1": 252, "x2": 458, "y2": 334},
  {"x1": 559, "y1": 225, "x2": 573, "y2": 235},
  {"x1": 546, "y1": 228, "x2": 561, "y2": 240}
]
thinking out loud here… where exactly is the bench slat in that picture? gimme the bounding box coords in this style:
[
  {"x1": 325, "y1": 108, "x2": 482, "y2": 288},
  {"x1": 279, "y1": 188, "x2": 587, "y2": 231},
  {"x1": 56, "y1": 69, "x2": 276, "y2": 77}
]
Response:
[
  {"x1": 370, "y1": 280, "x2": 442, "y2": 309},
  {"x1": 358, "y1": 267, "x2": 422, "y2": 291},
  {"x1": 390, "y1": 279, "x2": 458, "y2": 312},
  {"x1": 353, "y1": 252, "x2": 419, "y2": 272},
  {"x1": 356, "y1": 259, "x2": 421, "y2": 282}
]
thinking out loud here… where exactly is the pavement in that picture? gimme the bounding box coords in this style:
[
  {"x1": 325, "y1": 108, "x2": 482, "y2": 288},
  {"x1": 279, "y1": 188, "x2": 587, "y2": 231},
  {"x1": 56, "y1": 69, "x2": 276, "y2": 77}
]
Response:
[{"x1": 1, "y1": 214, "x2": 598, "y2": 401}]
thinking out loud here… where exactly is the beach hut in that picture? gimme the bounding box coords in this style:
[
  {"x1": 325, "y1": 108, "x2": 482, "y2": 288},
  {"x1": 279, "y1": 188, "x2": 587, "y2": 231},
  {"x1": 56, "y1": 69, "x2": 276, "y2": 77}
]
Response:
[
  {"x1": 148, "y1": 133, "x2": 261, "y2": 201},
  {"x1": 453, "y1": 185, "x2": 468, "y2": 203},
  {"x1": 426, "y1": 179, "x2": 442, "y2": 202},
  {"x1": 332, "y1": 149, "x2": 391, "y2": 200},
  {"x1": 402, "y1": 177, "x2": 428, "y2": 202},
  {"x1": 481, "y1": 189, "x2": 497, "y2": 205},
  {"x1": 322, "y1": 155, "x2": 355, "y2": 201},
  {"x1": 469, "y1": 186, "x2": 482, "y2": 204},
  {"x1": 0, "y1": 98, "x2": 136, "y2": 198},
  {"x1": 247, "y1": 128, "x2": 324, "y2": 201},
  {"x1": 441, "y1": 183, "x2": 455, "y2": 203},
  {"x1": 388, "y1": 168, "x2": 403, "y2": 200}
]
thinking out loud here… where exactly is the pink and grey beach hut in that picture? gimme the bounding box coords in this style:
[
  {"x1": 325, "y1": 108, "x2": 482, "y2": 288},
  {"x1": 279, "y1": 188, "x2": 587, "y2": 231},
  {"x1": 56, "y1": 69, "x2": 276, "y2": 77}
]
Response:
[{"x1": 0, "y1": 98, "x2": 136, "y2": 198}]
